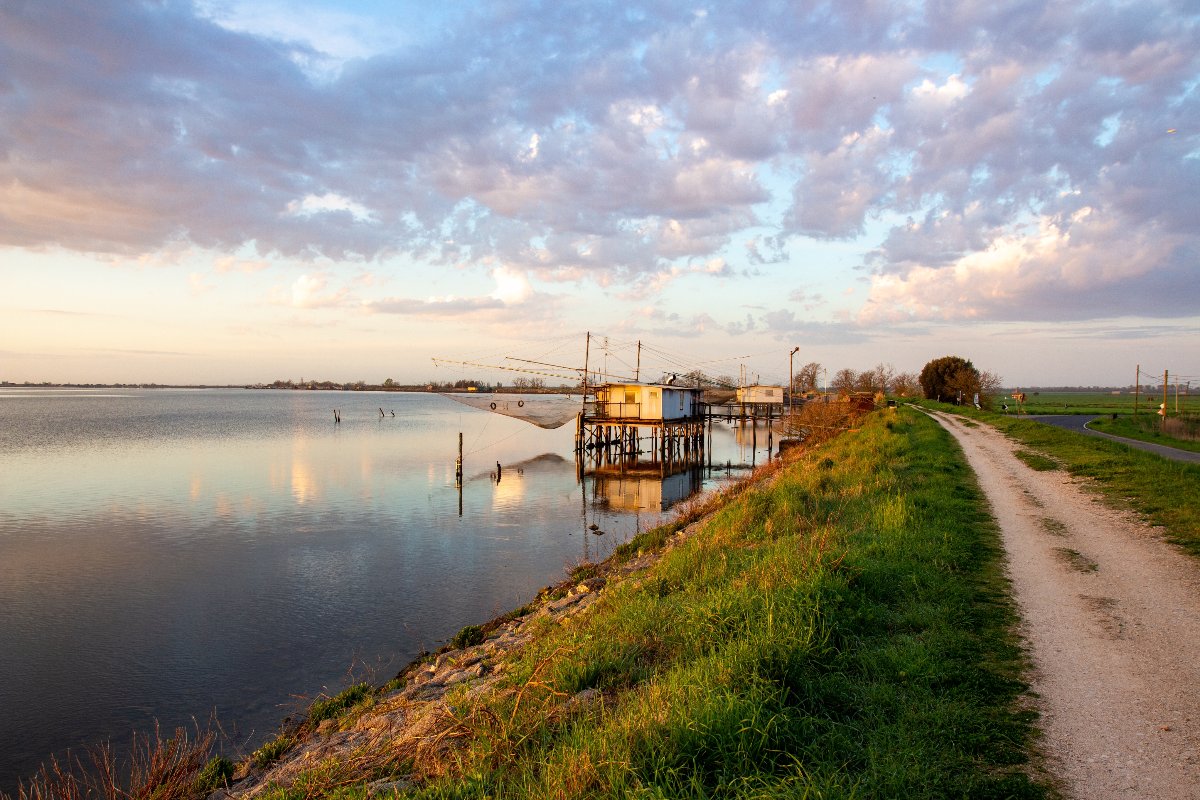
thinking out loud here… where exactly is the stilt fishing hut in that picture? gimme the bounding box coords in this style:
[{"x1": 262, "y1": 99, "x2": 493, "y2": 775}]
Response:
[
  {"x1": 734, "y1": 384, "x2": 784, "y2": 419},
  {"x1": 578, "y1": 382, "x2": 705, "y2": 462}
]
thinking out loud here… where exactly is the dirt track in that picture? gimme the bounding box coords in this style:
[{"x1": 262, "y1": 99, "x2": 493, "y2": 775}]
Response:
[{"x1": 926, "y1": 410, "x2": 1200, "y2": 799}]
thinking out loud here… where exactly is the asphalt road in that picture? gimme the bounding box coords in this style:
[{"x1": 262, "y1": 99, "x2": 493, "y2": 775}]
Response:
[{"x1": 1027, "y1": 415, "x2": 1200, "y2": 464}]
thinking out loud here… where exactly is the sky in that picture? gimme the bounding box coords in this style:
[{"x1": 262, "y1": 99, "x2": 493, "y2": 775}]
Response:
[{"x1": 1, "y1": 0, "x2": 1197, "y2": 388}]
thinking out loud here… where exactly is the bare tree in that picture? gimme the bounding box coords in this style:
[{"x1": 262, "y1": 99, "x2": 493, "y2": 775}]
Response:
[
  {"x1": 831, "y1": 368, "x2": 857, "y2": 395},
  {"x1": 869, "y1": 362, "x2": 895, "y2": 395},
  {"x1": 795, "y1": 361, "x2": 822, "y2": 393},
  {"x1": 853, "y1": 370, "x2": 877, "y2": 393},
  {"x1": 891, "y1": 371, "x2": 919, "y2": 397},
  {"x1": 979, "y1": 370, "x2": 1003, "y2": 409}
]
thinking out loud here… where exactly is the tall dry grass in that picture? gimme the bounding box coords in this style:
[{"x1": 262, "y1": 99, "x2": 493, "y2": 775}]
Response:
[{"x1": 8, "y1": 722, "x2": 221, "y2": 800}]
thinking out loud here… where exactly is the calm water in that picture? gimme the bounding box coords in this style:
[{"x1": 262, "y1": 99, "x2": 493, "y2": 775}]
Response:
[{"x1": 0, "y1": 388, "x2": 766, "y2": 791}]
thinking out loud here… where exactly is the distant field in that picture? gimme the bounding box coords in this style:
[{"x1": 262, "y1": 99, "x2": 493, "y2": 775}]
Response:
[{"x1": 994, "y1": 391, "x2": 1198, "y2": 416}]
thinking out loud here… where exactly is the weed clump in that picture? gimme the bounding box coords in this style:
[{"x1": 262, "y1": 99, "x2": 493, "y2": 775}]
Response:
[
  {"x1": 251, "y1": 733, "x2": 295, "y2": 769},
  {"x1": 309, "y1": 682, "x2": 373, "y2": 724},
  {"x1": 449, "y1": 625, "x2": 487, "y2": 650},
  {"x1": 194, "y1": 754, "x2": 235, "y2": 793}
]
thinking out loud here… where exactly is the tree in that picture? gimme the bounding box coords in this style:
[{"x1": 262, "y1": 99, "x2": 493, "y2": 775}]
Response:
[
  {"x1": 918, "y1": 356, "x2": 1000, "y2": 409},
  {"x1": 978, "y1": 370, "x2": 1003, "y2": 408},
  {"x1": 794, "y1": 361, "x2": 822, "y2": 393},
  {"x1": 853, "y1": 370, "x2": 877, "y2": 393},
  {"x1": 892, "y1": 371, "x2": 919, "y2": 397},
  {"x1": 831, "y1": 368, "x2": 857, "y2": 395},
  {"x1": 868, "y1": 362, "x2": 895, "y2": 395},
  {"x1": 919, "y1": 356, "x2": 976, "y2": 403}
]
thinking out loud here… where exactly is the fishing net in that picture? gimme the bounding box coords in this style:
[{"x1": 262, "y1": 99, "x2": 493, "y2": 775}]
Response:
[{"x1": 439, "y1": 393, "x2": 582, "y2": 429}]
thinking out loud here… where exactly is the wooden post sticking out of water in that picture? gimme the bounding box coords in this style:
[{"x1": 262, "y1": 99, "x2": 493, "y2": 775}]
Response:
[
  {"x1": 456, "y1": 432, "x2": 463, "y2": 485},
  {"x1": 456, "y1": 432, "x2": 463, "y2": 516}
]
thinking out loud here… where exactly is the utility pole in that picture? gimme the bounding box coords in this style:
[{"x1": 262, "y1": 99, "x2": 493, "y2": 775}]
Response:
[
  {"x1": 1134, "y1": 364, "x2": 1140, "y2": 414},
  {"x1": 635, "y1": 340, "x2": 641, "y2": 383},
  {"x1": 1162, "y1": 369, "x2": 1169, "y2": 421},
  {"x1": 789, "y1": 346, "x2": 799, "y2": 415},
  {"x1": 582, "y1": 331, "x2": 591, "y2": 411}
]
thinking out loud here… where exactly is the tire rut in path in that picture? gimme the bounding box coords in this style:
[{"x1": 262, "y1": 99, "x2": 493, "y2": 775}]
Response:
[{"x1": 926, "y1": 410, "x2": 1200, "y2": 799}]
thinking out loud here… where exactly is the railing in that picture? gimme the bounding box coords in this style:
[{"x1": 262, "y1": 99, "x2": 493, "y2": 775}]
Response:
[{"x1": 592, "y1": 401, "x2": 642, "y2": 419}]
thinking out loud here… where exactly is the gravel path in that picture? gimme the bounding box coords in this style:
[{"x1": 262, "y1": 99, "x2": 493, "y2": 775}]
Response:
[{"x1": 926, "y1": 410, "x2": 1200, "y2": 799}]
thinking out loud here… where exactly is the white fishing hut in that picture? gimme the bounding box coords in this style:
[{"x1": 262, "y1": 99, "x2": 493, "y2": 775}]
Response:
[
  {"x1": 578, "y1": 382, "x2": 705, "y2": 460},
  {"x1": 594, "y1": 382, "x2": 702, "y2": 421},
  {"x1": 735, "y1": 385, "x2": 784, "y2": 406}
]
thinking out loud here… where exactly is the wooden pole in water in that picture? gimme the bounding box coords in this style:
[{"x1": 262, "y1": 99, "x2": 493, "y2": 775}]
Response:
[{"x1": 456, "y1": 432, "x2": 463, "y2": 484}]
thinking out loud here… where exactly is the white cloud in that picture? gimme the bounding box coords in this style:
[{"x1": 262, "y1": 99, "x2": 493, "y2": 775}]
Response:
[
  {"x1": 1, "y1": 0, "x2": 1197, "y2": 335},
  {"x1": 859, "y1": 204, "x2": 1198, "y2": 323},
  {"x1": 287, "y1": 273, "x2": 346, "y2": 309},
  {"x1": 285, "y1": 193, "x2": 377, "y2": 223},
  {"x1": 911, "y1": 74, "x2": 969, "y2": 104},
  {"x1": 490, "y1": 266, "x2": 533, "y2": 304},
  {"x1": 214, "y1": 255, "x2": 270, "y2": 273}
]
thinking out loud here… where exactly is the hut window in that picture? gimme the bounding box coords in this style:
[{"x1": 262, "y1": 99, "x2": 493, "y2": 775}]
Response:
[
  {"x1": 625, "y1": 389, "x2": 637, "y2": 405},
  {"x1": 678, "y1": 392, "x2": 684, "y2": 411}
]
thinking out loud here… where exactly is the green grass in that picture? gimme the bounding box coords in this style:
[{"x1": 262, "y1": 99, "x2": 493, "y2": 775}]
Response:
[
  {"x1": 1014, "y1": 450, "x2": 1061, "y2": 472},
  {"x1": 913, "y1": 399, "x2": 1200, "y2": 558},
  {"x1": 449, "y1": 625, "x2": 487, "y2": 650},
  {"x1": 251, "y1": 733, "x2": 297, "y2": 769},
  {"x1": 1088, "y1": 414, "x2": 1200, "y2": 453},
  {"x1": 998, "y1": 391, "x2": 1199, "y2": 416},
  {"x1": 194, "y1": 755, "x2": 236, "y2": 794},
  {"x1": 309, "y1": 682, "x2": 374, "y2": 724},
  {"x1": 384, "y1": 408, "x2": 1050, "y2": 798}
]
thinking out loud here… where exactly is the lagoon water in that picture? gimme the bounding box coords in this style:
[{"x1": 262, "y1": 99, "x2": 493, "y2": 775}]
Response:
[{"x1": 0, "y1": 388, "x2": 764, "y2": 791}]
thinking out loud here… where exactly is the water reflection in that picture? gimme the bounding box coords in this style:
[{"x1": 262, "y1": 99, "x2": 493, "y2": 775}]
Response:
[
  {"x1": 588, "y1": 461, "x2": 704, "y2": 514},
  {"x1": 0, "y1": 390, "x2": 762, "y2": 794}
]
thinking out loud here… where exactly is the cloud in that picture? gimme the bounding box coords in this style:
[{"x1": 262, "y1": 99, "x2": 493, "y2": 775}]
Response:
[
  {"x1": 214, "y1": 255, "x2": 270, "y2": 273},
  {"x1": 363, "y1": 295, "x2": 505, "y2": 316},
  {"x1": 784, "y1": 126, "x2": 895, "y2": 239},
  {"x1": 859, "y1": 204, "x2": 1200, "y2": 323},
  {"x1": 0, "y1": 0, "x2": 1197, "y2": 328},
  {"x1": 363, "y1": 266, "x2": 556, "y2": 320},
  {"x1": 490, "y1": 266, "x2": 533, "y2": 305},
  {"x1": 284, "y1": 273, "x2": 347, "y2": 309},
  {"x1": 285, "y1": 193, "x2": 377, "y2": 222}
]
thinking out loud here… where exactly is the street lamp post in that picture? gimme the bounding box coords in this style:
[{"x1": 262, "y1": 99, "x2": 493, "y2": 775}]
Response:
[{"x1": 789, "y1": 346, "x2": 799, "y2": 415}]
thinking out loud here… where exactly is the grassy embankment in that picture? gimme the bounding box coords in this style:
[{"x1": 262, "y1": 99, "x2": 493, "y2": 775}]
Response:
[
  {"x1": 11, "y1": 408, "x2": 1052, "y2": 800},
  {"x1": 260, "y1": 406, "x2": 1046, "y2": 799},
  {"x1": 915, "y1": 399, "x2": 1200, "y2": 558}
]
